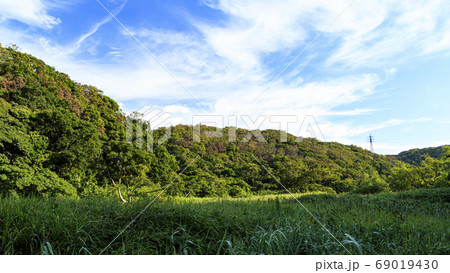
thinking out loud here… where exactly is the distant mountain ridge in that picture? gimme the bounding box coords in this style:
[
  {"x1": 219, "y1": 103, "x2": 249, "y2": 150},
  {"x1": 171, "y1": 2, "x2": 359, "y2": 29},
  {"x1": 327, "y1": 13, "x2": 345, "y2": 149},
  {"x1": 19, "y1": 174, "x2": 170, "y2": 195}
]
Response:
[{"x1": 395, "y1": 146, "x2": 449, "y2": 166}]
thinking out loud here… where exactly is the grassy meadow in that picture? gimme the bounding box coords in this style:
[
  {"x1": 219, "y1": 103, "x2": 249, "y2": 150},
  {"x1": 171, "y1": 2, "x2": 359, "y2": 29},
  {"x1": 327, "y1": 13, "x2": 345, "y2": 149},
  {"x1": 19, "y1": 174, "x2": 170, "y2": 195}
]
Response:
[{"x1": 0, "y1": 188, "x2": 449, "y2": 255}]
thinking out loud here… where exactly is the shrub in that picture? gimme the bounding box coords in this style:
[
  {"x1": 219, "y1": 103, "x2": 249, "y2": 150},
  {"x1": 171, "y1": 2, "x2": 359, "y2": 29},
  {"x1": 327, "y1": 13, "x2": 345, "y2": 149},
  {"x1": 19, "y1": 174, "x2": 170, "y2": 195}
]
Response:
[
  {"x1": 435, "y1": 173, "x2": 450, "y2": 188},
  {"x1": 331, "y1": 178, "x2": 356, "y2": 193},
  {"x1": 306, "y1": 183, "x2": 336, "y2": 194},
  {"x1": 355, "y1": 177, "x2": 389, "y2": 194}
]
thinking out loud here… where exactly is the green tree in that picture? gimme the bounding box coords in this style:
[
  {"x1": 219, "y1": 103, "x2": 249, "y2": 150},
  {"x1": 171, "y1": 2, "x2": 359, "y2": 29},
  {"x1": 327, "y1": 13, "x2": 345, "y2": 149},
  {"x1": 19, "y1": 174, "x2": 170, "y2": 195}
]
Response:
[
  {"x1": 99, "y1": 141, "x2": 153, "y2": 202},
  {"x1": 355, "y1": 176, "x2": 389, "y2": 194},
  {"x1": 388, "y1": 166, "x2": 420, "y2": 191},
  {"x1": 274, "y1": 156, "x2": 309, "y2": 192}
]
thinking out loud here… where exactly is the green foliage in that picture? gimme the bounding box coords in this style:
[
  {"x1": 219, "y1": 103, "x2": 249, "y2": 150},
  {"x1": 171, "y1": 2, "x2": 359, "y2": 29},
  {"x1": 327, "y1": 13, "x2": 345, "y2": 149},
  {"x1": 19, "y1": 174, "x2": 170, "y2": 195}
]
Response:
[
  {"x1": 331, "y1": 178, "x2": 356, "y2": 193},
  {"x1": 0, "y1": 44, "x2": 175, "y2": 200},
  {"x1": 388, "y1": 167, "x2": 417, "y2": 191},
  {"x1": 355, "y1": 177, "x2": 389, "y2": 194},
  {"x1": 163, "y1": 125, "x2": 407, "y2": 196},
  {"x1": 99, "y1": 140, "x2": 153, "y2": 202},
  {"x1": 387, "y1": 153, "x2": 450, "y2": 191},
  {"x1": 396, "y1": 146, "x2": 447, "y2": 165}
]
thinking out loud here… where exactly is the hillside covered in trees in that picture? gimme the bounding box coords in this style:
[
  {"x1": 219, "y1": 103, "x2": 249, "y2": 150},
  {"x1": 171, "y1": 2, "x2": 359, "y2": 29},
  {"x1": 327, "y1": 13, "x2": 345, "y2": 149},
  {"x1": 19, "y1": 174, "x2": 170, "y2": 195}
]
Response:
[
  {"x1": 1, "y1": 44, "x2": 449, "y2": 201},
  {"x1": 395, "y1": 146, "x2": 447, "y2": 166}
]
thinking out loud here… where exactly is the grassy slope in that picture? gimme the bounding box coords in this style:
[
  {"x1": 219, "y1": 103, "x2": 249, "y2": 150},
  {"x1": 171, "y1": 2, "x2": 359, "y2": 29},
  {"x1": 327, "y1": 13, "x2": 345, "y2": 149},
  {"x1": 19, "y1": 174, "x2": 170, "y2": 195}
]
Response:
[{"x1": 1, "y1": 188, "x2": 449, "y2": 255}]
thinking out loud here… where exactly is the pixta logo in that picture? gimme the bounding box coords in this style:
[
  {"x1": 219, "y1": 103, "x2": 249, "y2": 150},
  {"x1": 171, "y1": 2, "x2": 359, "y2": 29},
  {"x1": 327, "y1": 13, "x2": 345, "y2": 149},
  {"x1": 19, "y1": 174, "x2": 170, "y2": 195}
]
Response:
[
  {"x1": 192, "y1": 114, "x2": 325, "y2": 143},
  {"x1": 126, "y1": 106, "x2": 326, "y2": 151}
]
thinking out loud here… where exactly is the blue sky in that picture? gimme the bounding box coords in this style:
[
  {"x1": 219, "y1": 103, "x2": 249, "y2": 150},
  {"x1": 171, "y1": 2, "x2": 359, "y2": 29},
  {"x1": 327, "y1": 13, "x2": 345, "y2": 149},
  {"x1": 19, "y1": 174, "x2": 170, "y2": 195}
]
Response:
[{"x1": 0, "y1": 0, "x2": 449, "y2": 154}]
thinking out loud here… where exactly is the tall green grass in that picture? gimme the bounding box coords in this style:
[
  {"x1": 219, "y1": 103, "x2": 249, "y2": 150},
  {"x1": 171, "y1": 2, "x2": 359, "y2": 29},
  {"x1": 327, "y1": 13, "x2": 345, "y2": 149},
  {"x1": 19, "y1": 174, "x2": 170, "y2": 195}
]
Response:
[{"x1": 0, "y1": 188, "x2": 449, "y2": 254}]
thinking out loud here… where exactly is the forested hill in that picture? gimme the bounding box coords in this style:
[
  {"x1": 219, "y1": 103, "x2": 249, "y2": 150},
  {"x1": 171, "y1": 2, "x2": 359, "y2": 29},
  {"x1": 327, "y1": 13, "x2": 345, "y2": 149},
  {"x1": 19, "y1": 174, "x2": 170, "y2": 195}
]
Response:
[
  {"x1": 395, "y1": 146, "x2": 447, "y2": 166},
  {"x1": 1, "y1": 44, "x2": 449, "y2": 200},
  {"x1": 153, "y1": 124, "x2": 405, "y2": 195},
  {"x1": 0, "y1": 44, "x2": 179, "y2": 200}
]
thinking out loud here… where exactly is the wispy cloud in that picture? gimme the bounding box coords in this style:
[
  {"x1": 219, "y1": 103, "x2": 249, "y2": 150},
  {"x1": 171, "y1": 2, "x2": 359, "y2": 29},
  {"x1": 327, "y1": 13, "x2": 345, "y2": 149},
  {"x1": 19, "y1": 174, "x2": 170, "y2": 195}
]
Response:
[
  {"x1": 326, "y1": 0, "x2": 450, "y2": 68},
  {"x1": 70, "y1": 2, "x2": 127, "y2": 54},
  {"x1": 317, "y1": 118, "x2": 405, "y2": 142},
  {"x1": 0, "y1": 0, "x2": 61, "y2": 29}
]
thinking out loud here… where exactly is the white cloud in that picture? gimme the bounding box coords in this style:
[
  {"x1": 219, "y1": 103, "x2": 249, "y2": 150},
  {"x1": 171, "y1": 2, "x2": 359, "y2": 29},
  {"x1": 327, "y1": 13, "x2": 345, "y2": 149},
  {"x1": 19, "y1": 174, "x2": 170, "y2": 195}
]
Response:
[
  {"x1": 316, "y1": 118, "x2": 404, "y2": 143},
  {"x1": 371, "y1": 141, "x2": 450, "y2": 155},
  {"x1": 326, "y1": 0, "x2": 450, "y2": 68},
  {"x1": 197, "y1": 0, "x2": 389, "y2": 69},
  {"x1": 201, "y1": 1, "x2": 307, "y2": 53},
  {"x1": 208, "y1": 73, "x2": 379, "y2": 117},
  {"x1": 412, "y1": 117, "x2": 433, "y2": 123},
  {"x1": 384, "y1": 67, "x2": 397, "y2": 78},
  {"x1": 163, "y1": 105, "x2": 190, "y2": 114},
  {"x1": 0, "y1": 0, "x2": 61, "y2": 29}
]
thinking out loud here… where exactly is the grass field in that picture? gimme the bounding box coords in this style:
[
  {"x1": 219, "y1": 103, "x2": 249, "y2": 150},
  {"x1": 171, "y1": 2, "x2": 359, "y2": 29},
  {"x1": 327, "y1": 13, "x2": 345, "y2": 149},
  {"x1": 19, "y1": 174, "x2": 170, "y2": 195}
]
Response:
[{"x1": 0, "y1": 188, "x2": 449, "y2": 255}]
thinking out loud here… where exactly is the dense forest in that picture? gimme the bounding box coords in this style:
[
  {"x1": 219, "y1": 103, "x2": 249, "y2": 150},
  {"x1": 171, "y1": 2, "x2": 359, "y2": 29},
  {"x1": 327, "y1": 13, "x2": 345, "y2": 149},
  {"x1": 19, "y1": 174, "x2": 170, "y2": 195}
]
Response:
[{"x1": 1, "y1": 44, "x2": 449, "y2": 201}]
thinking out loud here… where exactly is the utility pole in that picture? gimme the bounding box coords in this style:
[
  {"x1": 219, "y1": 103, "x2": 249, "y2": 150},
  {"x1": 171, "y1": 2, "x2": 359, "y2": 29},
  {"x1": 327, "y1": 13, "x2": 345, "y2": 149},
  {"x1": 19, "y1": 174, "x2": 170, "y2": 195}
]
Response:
[{"x1": 368, "y1": 134, "x2": 374, "y2": 153}]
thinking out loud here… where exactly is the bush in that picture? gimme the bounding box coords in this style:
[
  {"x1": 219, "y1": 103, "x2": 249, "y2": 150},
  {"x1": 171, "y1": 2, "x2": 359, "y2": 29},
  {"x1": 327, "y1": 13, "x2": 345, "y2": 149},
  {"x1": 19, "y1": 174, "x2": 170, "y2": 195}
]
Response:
[
  {"x1": 355, "y1": 177, "x2": 389, "y2": 194},
  {"x1": 306, "y1": 183, "x2": 336, "y2": 194},
  {"x1": 435, "y1": 173, "x2": 450, "y2": 188},
  {"x1": 331, "y1": 178, "x2": 356, "y2": 193},
  {"x1": 388, "y1": 167, "x2": 415, "y2": 191}
]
